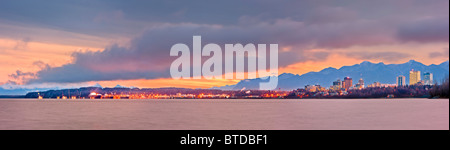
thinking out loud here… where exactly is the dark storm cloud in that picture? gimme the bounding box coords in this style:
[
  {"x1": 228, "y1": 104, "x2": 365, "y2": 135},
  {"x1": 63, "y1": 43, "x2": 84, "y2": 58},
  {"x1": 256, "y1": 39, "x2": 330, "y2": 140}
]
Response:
[
  {"x1": 9, "y1": 70, "x2": 35, "y2": 80},
  {"x1": 397, "y1": 17, "x2": 450, "y2": 43},
  {"x1": 429, "y1": 48, "x2": 450, "y2": 59},
  {"x1": 2, "y1": 0, "x2": 447, "y2": 37},
  {"x1": 8, "y1": 70, "x2": 36, "y2": 84},
  {"x1": 26, "y1": 18, "x2": 401, "y2": 83},
  {"x1": 2, "y1": 0, "x2": 447, "y2": 83},
  {"x1": 345, "y1": 52, "x2": 413, "y2": 62},
  {"x1": 31, "y1": 63, "x2": 171, "y2": 83}
]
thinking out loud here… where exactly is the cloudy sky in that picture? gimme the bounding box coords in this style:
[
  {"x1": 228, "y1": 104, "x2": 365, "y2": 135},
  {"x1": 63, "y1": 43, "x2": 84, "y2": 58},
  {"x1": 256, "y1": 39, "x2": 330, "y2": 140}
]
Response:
[{"x1": 0, "y1": 0, "x2": 448, "y2": 90}]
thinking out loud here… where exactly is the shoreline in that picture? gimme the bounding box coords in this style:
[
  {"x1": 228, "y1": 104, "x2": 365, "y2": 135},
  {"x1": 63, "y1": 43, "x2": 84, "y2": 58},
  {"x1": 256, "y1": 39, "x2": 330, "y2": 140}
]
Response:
[{"x1": 1, "y1": 98, "x2": 448, "y2": 101}]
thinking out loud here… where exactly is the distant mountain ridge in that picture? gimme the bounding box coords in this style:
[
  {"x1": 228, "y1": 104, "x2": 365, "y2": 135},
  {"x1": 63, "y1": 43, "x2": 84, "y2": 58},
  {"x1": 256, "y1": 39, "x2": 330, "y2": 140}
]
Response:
[
  {"x1": 1, "y1": 60, "x2": 448, "y2": 95},
  {"x1": 0, "y1": 87, "x2": 52, "y2": 96},
  {"x1": 212, "y1": 60, "x2": 449, "y2": 91}
]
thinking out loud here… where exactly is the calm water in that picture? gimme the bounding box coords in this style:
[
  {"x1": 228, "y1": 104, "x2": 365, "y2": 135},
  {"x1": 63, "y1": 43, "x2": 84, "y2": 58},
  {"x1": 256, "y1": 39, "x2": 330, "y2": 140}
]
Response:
[{"x1": 0, "y1": 99, "x2": 448, "y2": 130}]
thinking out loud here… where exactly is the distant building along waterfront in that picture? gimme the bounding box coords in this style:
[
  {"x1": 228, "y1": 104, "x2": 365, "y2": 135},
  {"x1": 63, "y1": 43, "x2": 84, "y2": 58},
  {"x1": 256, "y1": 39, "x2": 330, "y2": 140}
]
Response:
[
  {"x1": 423, "y1": 72, "x2": 433, "y2": 85},
  {"x1": 305, "y1": 85, "x2": 317, "y2": 92},
  {"x1": 355, "y1": 78, "x2": 364, "y2": 89},
  {"x1": 343, "y1": 77, "x2": 353, "y2": 90},
  {"x1": 397, "y1": 75, "x2": 406, "y2": 87},
  {"x1": 332, "y1": 79, "x2": 342, "y2": 90},
  {"x1": 409, "y1": 70, "x2": 421, "y2": 85}
]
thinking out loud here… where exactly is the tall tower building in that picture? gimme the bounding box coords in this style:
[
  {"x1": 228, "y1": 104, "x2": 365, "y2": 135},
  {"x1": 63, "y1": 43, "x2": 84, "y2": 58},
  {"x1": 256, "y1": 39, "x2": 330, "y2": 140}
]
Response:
[
  {"x1": 343, "y1": 77, "x2": 353, "y2": 90},
  {"x1": 409, "y1": 70, "x2": 421, "y2": 85},
  {"x1": 358, "y1": 78, "x2": 365, "y2": 88},
  {"x1": 397, "y1": 75, "x2": 406, "y2": 87},
  {"x1": 423, "y1": 72, "x2": 433, "y2": 85},
  {"x1": 331, "y1": 79, "x2": 342, "y2": 91},
  {"x1": 333, "y1": 79, "x2": 342, "y2": 89}
]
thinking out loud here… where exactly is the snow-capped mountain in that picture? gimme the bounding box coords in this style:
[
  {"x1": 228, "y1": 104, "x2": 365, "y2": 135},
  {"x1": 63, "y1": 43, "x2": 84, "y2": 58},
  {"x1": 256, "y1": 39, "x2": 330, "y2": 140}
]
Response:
[{"x1": 213, "y1": 60, "x2": 449, "y2": 91}]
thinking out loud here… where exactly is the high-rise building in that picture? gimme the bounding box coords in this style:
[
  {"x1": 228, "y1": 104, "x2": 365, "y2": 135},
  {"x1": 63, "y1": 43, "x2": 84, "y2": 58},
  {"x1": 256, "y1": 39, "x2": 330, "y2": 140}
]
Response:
[
  {"x1": 370, "y1": 82, "x2": 381, "y2": 88},
  {"x1": 423, "y1": 72, "x2": 433, "y2": 85},
  {"x1": 358, "y1": 78, "x2": 364, "y2": 89},
  {"x1": 343, "y1": 77, "x2": 353, "y2": 90},
  {"x1": 397, "y1": 75, "x2": 406, "y2": 87},
  {"x1": 305, "y1": 85, "x2": 317, "y2": 92},
  {"x1": 331, "y1": 79, "x2": 342, "y2": 91},
  {"x1": 333, "y1": 79, "x2": 342, "y2": 88},
  {"x1": 409, "y1": 70, "x2": 421, "y2": 85}
]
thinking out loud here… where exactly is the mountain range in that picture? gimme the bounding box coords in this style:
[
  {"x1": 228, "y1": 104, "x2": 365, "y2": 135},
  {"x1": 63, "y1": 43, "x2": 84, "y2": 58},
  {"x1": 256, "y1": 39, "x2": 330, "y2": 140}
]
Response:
[
  {"x1": 212, "y1": 60, "x2": 449, "y2": 91},
  {"x1": 1, "y1": 60, "x2": 448, "y2": 95}
]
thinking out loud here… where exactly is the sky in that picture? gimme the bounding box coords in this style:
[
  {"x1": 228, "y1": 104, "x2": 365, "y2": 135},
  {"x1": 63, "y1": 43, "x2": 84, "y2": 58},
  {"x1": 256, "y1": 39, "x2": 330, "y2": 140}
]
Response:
[{"x1": 0, "y1": 0, "x2": 449, "y2": 91}]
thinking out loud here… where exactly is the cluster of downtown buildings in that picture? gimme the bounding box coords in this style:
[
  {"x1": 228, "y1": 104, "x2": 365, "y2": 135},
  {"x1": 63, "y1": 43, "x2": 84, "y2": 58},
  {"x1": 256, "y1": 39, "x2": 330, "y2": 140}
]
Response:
[
  {"x1": 304, "y1": 70, "x2": 434, "y2": 93},
  {"x1": 398, "y1": 70, "x2": 434, "y2": 86}
]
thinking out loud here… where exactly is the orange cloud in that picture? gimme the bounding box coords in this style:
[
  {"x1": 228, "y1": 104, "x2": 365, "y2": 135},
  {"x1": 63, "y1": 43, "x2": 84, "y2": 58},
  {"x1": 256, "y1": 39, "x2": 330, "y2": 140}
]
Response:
[{"x1": 0, "y1": 38, "x2": 103, "y2": 83}]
